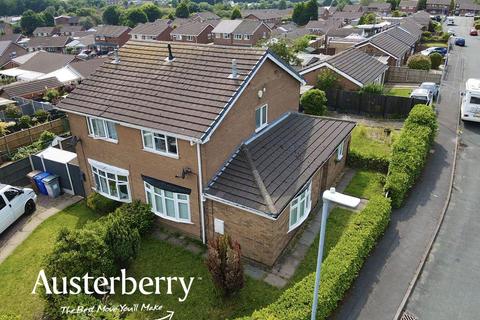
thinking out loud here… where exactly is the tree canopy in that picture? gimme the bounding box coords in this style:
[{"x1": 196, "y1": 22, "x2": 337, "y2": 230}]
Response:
[
  {"x1": 103, "y1": 5, "x2": 123, "y2": 25},
  {"x1": 231, "y1": 7, "x2": 242, "y2": 19},
  {"x1": 140, "y1": 3, "x2": 163, "y2": 22},
  {"x1": 176, "y1": 0, "x2": 190, "y2": 18}
]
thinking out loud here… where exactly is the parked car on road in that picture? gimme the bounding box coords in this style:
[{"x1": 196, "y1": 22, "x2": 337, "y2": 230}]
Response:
[
  {"x1": 0, "y1": 184, "x2": 37, "y2": 234},
  {"x1": 447, "y1": 16, "x2": 455, "y2": 25},
  {"x1": 461, "y1": 78, "x2": 480, "y2": 122},
  {"x1": 410, "y1": 88, "x2": 433, "y2": 106},
  {"x1": 420, "y1": 82, "x2": 439, "y2": 99},
  {"x1": 470, "y1": 28, "x2": 478, "y2": 36},
  {"x1": 421, "y1": 47, "x2": 448, "y2": 57},
  {"x1": 455, "y1": 37, "x2": 466, "y2": 46},
  {"x1": 465, "y1": 12, "x2": 475, "y2": 17}
]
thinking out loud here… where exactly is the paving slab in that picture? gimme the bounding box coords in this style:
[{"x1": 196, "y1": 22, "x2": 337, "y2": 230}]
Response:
[
  {"x1": 244, "y1": 264, "x2": 267, "y2": 280},
  {"x1": 264, "y1": 273, "x2": 288, "y2": 288}
]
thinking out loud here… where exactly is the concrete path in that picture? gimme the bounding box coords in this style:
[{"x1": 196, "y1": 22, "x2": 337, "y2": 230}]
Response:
[
  {"x1": 333, "y1": 23, "x2": 461, "y2": 320},
  {"x1": 404, "y1": 17, "x2": 480, "y2": 320},
  {"x1": 0, "y1": 194, "x2": 82, "y2": 264}
]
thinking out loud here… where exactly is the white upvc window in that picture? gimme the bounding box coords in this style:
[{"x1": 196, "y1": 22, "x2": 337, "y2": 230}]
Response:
[
  {"x1": 244, "y1": 34, "x2": 251, "y2": 40},
  {"x1": 234, "y1": 34, "x2": 242, "y2": 40},
  {"x1": 223, "y1": 33, "x2": 230, "y2": 39},
  {"x1": 141, "y1": 130, "x2": 178, "y2": 158},
  {"x1": 89, "y1": 159, "x2": 130, "y2": 202},
  {"x1": 337, "y1": 140, "x2": 345, "y2": 161},
  {"x1": 86, "y1": 117, "x2": 118, "y2": 142},
  {"x1": 289, "y1": 181, "x2": 312, "y2": 231},
  {"x1": 255, "y1": 104, "x2": 268, "y2": 131},
  {"x1": 186, "y1": 35, "x2": 193, "y2": 41},
  {"x1": 144, "y1": 182, "x2": 191, "y2": 223}
]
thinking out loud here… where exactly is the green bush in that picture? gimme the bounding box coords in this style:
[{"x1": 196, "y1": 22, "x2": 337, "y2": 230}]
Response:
[
  {"x1": 475, "y1": 22, "x2": 480, "y2": 30},
  {"x1": 4, "y1": 105, "x2": 21, "y2": 119},
  {"x1": 11, "y1": 130, "x2": 56, "y2": 160},
  {"x1": 429, "y1": 52, "x2": 443, "y2": 69},
  {"x1": 33, "y1": 109, "x2": 49, "y2": 122},
  {"x1": 359, "y1": 83, "x2": 384, "y2": 94},
  {"x1": 18, "y1": 115, "x2": 31, "y2": 128},
  {"x1": 111, "y1": 200, "x2": 155, "y2": 235},
  {"x1": 347, "y1": 149, "x2": 390, "y2": 173},
  {"x1": 101, "y1": 213, "x2": 141, "y2": 266},
  {"x1": 407, "y1": 54, "x2": 432, "y2": 70},
  {"x1": 300, "y1": 89, "x2": 327, "y2": 116},
  {"x1": 86, "y1": 192, "x2": 122, "y2": 215},
  {"x1": 0, "y1": 314, "x2": 21, "y2": 320},
  {"x1": 242, "y1": 195, "x2": 391, "y2": 320},
  {"x1": 316, "y1": 68, "x2": 339, "y2": 91},
  {"x1": 422, "y1": 31, "x2": 432, "y2": 38},
  {"x1": 385, "y1": 104, "x2": 437, "y2": 208}
]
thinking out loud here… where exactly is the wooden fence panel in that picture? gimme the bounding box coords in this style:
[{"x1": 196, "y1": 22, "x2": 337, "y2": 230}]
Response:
[{"x1": 386, "y1": 67, "x2": 442, "y2": 84}]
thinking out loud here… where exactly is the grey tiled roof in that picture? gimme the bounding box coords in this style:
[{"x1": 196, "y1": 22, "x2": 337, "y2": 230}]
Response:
[
  {"x1": 27, "y1": 36, "x2": 71, "y2": 48},
  {"x1": 426, "y1": 0, "x2": 450, "y2": 5},
  {"x1": 130, "y1": 22, "x2": 170, "y2": 36},
  {"x1": 1, "y1": 77, "x2": 63, "y2": 98},
  {"x1": 342, "y1": 4, "x2": 363, "y2": 12},
  {"x1": 233, "y1": 20, "x2": 266, "y2": 35},
  {"x1": 58, "y1": 41, "x2": 302, "y2": 140},
  {"x1": 367, "y1": 2, "x2": 392, "y2": 10},
  {"x1": 399, "y1": 19, "x2": 423, "y2": 39},
  {"x1": 95, "y1": 25, "x2": 131, "y2": 37},
  {"x1": 33, "y1": 27, "x2": 56, "y2": 34},
  {"x1": 19, "y1": 51, "x2": 76, "y2": 74},
  {"x1": 385, "y1": 26, "x2": 417, "y2": 47},
  {"x1": 242, "y1": 9, "x2": 293, "y2": 20},
  {"x1": 170, "y1": 22, "x2": 213, "y2": 36},
  {"x1": 411, "y1": 11, "x2": 431, "y2": 26},
  {"x1": 69, "y1": 57, "x2": 109, "y2": 79},
  {"x1": 368, "y1": 32, "x2": 411, "y2": 58},
  {"x1": 205, "y1": 113, "x2": 355, "y2": 215},
  {"x1": 399, "y1": 0, "x2": 419, "y2": 7}
]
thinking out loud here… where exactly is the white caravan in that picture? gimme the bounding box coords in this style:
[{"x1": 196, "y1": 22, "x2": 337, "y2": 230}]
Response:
[{"x1": 461, "y1": 79, "x2": 480, "y2": 122}]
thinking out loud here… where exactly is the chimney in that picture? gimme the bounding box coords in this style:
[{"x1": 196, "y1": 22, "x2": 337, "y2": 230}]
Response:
[
  {"x1": 165, "y1": 43, "x2": 175, "y2": 63},
  {"x1": 229, "y1": 59, "x2": 239, "y2": 79},
  {"x1": 112, "y1": 46, "x2": 120, "y2": 64}
]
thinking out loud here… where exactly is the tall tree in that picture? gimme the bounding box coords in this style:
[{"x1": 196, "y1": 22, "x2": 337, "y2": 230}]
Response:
[
  {"x1": 417, "y1": 0, "x2": 427, "y2": 10},
  {"x1": 20, "y1": 10, "x2": 45, "y2": 35},
  {"x1": 305, "y1": 0, "x2": 319, "y2": 21},
  {"x1": 292, "y1": 2, "x2": 308, "y2": 25},
  {"x1": 103, "y1": 5, "x2": 123, "y2": 25},
  {"x1": 140, "y1": 3, "x2": 162, "y2": 22},
  {"x1": 231, "y1": 6, "x2": 242, "y2": 19},
  {"x1": 42, "y1": 11, "x2": 55, "y2": 27},
  {"x1": 175, "y1": 0, "x2": 190, "y2": 18},
  {"x1": 278, "y1": 0, "x2": 287, "y2": 9},
  {"x1": 122, "y1": 7, "x2": 148, "y2": 27}
]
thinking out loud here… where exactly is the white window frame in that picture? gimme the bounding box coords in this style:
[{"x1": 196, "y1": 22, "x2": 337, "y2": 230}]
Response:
[
  {"x1": 141, "y1": 130, "x2": 179, "y2": 158},
  {"x1": 144, "y1": 182, "x2": 191, "y2": 223},
  {"x1": 244, "y1": 34, "x2": 251, "y2": 40},
  {"x1": 186, "y1": 35, "x2": 193, "y2": 41},
  {"x1": 234, "y1": 34, "x2": 242, "y2": 40},
  {"x1": 86, "y1": 116, "x2": 118, "y2": 143},
  {"x1": 89, "y1": 159, "x2": 131, "y2": 202},
  {"x1": 255, "y1": 104, "x2": 268, "y2": 132},
  {"x1": 223, "y1": 33, "x2": 231, "y2": 39},
  {"x1": 288, "y1": 181, "x2": 312, "y2": 232},
  {"x1": 337, "y1": 140, "x2": 345, "y2": 161}
]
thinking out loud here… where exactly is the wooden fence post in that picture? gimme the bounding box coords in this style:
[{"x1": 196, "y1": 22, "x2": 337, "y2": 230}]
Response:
[{"x1": 27, "y1": 127, "x2": 33, "y2": 143}]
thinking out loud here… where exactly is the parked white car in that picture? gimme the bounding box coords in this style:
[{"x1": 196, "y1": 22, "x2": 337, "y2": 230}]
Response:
[
  {"x1": 410, "y1": 88, "x2": 433, "y2": 105},
  {"x1": 461, "y1": 78, "x2": 480, "y2": 122},
  {"x1": 0, "y1": 184, "x2": 37, "y2": 234},
  {"x1": 420, "y1": 82, "x2": 439, "y2": 99},
  {"x1": 446, "y1": 16, "x2": 455, "y2": 25}
]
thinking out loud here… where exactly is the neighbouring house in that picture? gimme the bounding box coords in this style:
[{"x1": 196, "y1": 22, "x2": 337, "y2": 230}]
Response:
[
  {"x1": 54, "y1": 15, "x2": 80, "y2": 27},
  {"x1": 190, "y1": 11, "x2": 221, "y2": 22},
  {"x1": 0, "y1": 40, "x2": 28, "y2": 69},
  {"x1": 300, "y1": 47, "x2": 388, "y2": 90},
  {"x1": 384, "y1": 26, "x2": 417, "y2": 53},
  {"x1": 399, "y1": 18, "x2": 424, "y2": 40},
  {"x1": 212, "y1": 20, "x2": 271, "y2": 46},
  {"x1": 55, "y1": 41, "x2": 354, "y2": 266},
  {"x1": 58, "y1": 25, "x2": 84, "y2": 36},
  {"x1": 26, "y1": 36, "x2": 72, "y2": 53},
  {"x1": 365, "y1": 2, "x2": 392, "y2": 15},
  {"x1": 457, "y1": 0, "x2": 480, "y2": 15},
  {"x1": 94, "y1": 25, "x2": 131, "y2": 53},
  {"x1": 242, "y1": 9, "x2": 292, "y2": 26},
  {"x1": 0, "y1": 77, "x2": 63, "y2": 99},
  {"x1": 65, "y1": 34, "x2": 96, "y2": 54},
  {"x1": 129, "y1": 22, "x2": 173, "y2": 41},
  {"x1": 170, "y1": 22, "x2": 215, "y2": 44},
  {"x1": 399, "y1": 0, "x2": 419, "y2": 13},
  {"x1": 0, "y1": 33, "x2": 23, "y2": 43},
  {"x1": 305, "y1": 19, "x2": 343, "y2": 36},
  {"x1": 68, "y1": 57, "x2": 109, "y2": 80},
  {"x1": 0, "y1": 22, "x2": 13, "y2": 35},
  {"x1": 32, "y1": 27, "x2": 58, "y2": 37},
  {"x1": 326, "y1": 28, "x2": 366, "y2": 53},
  {"x1": 270, "y1": 23, "x2": 312, "y2": 41},
  {"x1": 356, "y1": 31, "x2": 411, "y2": 66},
  {"x1": 426, "y1": 0, "x2": 451, "y2": 14},
  {"x1": 411, "y1": 10, "x2": 432, "y2": 27},
  {"x1": 342, "y1": 4, "x2": 364, "y2": 12},
  {"x1": 331, "y1": 11, "x2": 364, "y2": 24},
  {"x1": 318, "y1": 6, "x2": 338, "y2": 19}
]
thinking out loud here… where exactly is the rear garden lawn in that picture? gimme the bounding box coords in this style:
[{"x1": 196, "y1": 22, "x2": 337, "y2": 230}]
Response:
[
  {"x1": 344, "y1": 170, "x2": 386, "y2": 200},
  {"x1": 385, "y1": 87, "x2": 413, "y2": 98},
  {"x1": 350, "y1": 124, "x2": 399, "y2": 160}
]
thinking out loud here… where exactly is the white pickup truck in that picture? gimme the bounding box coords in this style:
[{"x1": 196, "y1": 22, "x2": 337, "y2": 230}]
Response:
[
  {"x1": 0, "y1": 184, "x2": 37, "y2": 234},
  {"x1": 461, "y1": 78, "x2": 480, "y2": 122}
]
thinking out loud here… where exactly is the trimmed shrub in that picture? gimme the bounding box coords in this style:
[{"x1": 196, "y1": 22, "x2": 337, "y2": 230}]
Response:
[
  {"x1": 18, "y1": 115, "x2": 31, "y2": 128},
  {"x1": 407, "y1": 54, "x2": 432, "y2": 70},
  {"x1": 422, "y1": 31, "x2": 432, "y2": 38},
  {"x1": 475, "y1": 22, "x2": 480, "y2": 30},
  {"x1": 316, "y1": 68, "x2": 339, "y2": 91},
  {"x1": 206, "y1": 234, "x2": 244, "y2": 297},
  {"x1": 359, "y1": 83, "x2": 384, "y2": 94},
  {"x1": 101, "y1": 214, "x2": 141, "y2": 266},
  {"x1": 242, "y1": 195, "x2": 391, "y2": 320},
  {"x1": 86, "y1": 192, "x2": 122, "y2": 215},
  {"x1": 347, "y1": 149, "x2": 390, "y2": 173},
  {"x1": 111, "y1": 200, "x2": 155, "y2": 235},
  {"x1": 429, "y1": 52, "x2": 443, "y2": 69},
  {"x1": 385, "y1": 104, "x2": 437, "y2": 207},
  {"x1": 300, "y1": 89, "x2": 327, "y2": 116}
]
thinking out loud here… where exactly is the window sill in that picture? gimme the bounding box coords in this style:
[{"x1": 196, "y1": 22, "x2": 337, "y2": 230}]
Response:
[
  {"x1": 143, "y1": 148, "x2": 179, "y2": 159},
  {"x1": 88, "y1": 135, "x2": 118, "y2": 144},
  {"x1": 255, "y1": 123, "x2": 268, "y2": 133},
  {"x1": 91, "y1": 187, "x2": 131, "y2": 203},
  {"x1": 153, "y1": 211, "x2": 193, "y2": 224}
]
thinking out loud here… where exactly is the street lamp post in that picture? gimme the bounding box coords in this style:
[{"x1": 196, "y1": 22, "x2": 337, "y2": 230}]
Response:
[{"x1": 311, "y1": 187, "x2": 361, "y2": 320}]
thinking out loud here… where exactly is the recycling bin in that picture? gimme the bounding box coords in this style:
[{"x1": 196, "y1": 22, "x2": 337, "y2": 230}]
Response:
[
  {"x1": 33, "y1": 172, "x2": 50, "y2": 195},
  {"x1": 42, "y1": 175, "x2": 61, "y2": 198},
  {"x1": 26, "y1": 170, "x2": 42, "y2": 194}
]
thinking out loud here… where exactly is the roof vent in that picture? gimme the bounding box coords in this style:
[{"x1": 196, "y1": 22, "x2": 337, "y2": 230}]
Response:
[
  {"x1": 228, "y1": 59, "x2": 239, "y2": 79},
  {"x1": 112, "y1": 46, "x2": 120, "y2": 64},
  {"x1": 165, "y1": 43, "x2": 175, "y2": 63}
]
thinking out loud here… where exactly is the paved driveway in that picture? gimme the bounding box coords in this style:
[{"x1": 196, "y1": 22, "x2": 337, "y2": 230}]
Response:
[{"x1": 405, "y1": 16, "x2": 480, "y2": 320}]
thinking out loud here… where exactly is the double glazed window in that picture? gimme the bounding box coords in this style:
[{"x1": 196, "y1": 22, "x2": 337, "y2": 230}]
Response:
[
  {"x1": 336, "y1": 140, "x2": 345, "y2": 161},
  {"x1": 86, "y1": 117, "x2": 118, "y2": 142},
  {"x1": 142, "y1": 130, "x2": 178, "y2": 157},
  {"x1": 234, "y1": 34, "x2": 242, "y2": 40},
  {"x1": 89, "y1": 160, "x2": 130, "y2": 202},
  {"x1": 144, "y1": 182, "x2": 191, "y2": 223},
  {"x1": 244, "y1": 34, "x2": 251, "y2": 40},
  {"x1": 255, "y1": 105, "x2": 268, "y2": 131},
  {"x1": 223, "y1": 33, "x2": 230, "y2": 39},
  {"x1": 289, "y1": 182, "x2": 312, "y2": 231}
]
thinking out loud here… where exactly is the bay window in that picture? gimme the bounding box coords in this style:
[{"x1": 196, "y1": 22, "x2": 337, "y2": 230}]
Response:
[
  {"x1": 142, "y1": 130, "x2": 178, "y2": 157},
  {"x1": 289, "y1": 181, "x2": 312, "y2": 231},
  {"x1": 144, "y1": 182, "x2": 191, "y2": 223},
  {"x1": 88, "y1": 159, "x2": 130, "y2": 202},
  {"x1": 86, "y1": 117, "x2": 118, "y2": 142}
]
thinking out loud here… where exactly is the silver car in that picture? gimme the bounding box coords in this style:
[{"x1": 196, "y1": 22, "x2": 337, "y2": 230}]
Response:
[{"x1": 420, "y1": 82, "x2": 439, "y2": 99}]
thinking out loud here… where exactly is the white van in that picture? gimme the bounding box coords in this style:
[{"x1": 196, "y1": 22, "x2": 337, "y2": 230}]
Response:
[
  {"x1": 461, "y1": 79, "x2": 480, "y2": 122},
  {"x1": 447, "y1": 16, "x2": 455, "y2": 25}
]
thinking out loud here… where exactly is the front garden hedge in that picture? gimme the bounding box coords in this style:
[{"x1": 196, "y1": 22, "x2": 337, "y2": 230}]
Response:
[
  {"x1": 239, "y1": 195, "x2": 392, "y2": 320},
  {"x1": 385, "y1": 104, "x2": 437, "y2": 208},
  {"x1": 347, "y1": 150, "x2": 390, "y2": 173}
]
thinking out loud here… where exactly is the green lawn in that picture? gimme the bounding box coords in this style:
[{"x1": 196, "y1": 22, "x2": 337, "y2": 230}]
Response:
[
  {"x1": 424, "y1": 42, "x2": 448, "y2": 48},
  {"x1": 0, "y1": 203, "x2": 101, "y2": 319},
  {"x1": 385, "y1": 87, "x2": 412, "y2": 98},
  {"x1": 344, "y1": 170, "x2": 386, "y2": 200},
  {"x1": 350, "y1": 124, "x2": 398, "y2": 159}
]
